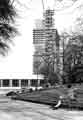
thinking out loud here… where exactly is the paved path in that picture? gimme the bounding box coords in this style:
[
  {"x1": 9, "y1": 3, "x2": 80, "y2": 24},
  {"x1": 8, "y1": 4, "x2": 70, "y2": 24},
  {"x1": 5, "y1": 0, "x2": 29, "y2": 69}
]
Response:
[{"x1": 0, "y1": 95, "x2": 83, "y2": 120}]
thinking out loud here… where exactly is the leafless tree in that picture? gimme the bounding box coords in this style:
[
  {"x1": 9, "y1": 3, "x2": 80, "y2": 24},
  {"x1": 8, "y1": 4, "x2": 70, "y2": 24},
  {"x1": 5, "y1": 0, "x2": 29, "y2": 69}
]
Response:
[{"x1": 61, "y1": 32, "x2": 83, "y2": 83}]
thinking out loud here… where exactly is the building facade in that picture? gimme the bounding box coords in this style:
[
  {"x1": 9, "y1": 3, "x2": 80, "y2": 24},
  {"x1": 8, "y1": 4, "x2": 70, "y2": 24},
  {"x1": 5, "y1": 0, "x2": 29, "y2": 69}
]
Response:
[
  {"x1": 33, "y1": 9, "x2": 62, "y2": 81},
  {"x1": 0, "y1": 78, "x2": 44, "y2": 90}
]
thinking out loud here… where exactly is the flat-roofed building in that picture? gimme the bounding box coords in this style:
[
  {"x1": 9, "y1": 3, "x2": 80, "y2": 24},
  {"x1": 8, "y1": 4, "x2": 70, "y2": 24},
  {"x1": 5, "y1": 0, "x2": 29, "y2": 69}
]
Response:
[{"x1": 0, "y1": 74, "x2": 44, "y2": 92}]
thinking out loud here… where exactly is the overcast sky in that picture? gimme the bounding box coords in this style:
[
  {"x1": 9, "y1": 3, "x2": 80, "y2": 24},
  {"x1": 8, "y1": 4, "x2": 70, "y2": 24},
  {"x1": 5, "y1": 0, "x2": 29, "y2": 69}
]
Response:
[{"x1": 0, "y1": 0, "x2": 82, "y2": 79}]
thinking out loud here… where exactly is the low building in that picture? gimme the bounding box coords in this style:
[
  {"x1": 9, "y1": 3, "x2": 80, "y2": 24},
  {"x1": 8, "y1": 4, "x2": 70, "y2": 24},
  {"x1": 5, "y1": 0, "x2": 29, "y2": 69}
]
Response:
[{"x1": 0, "y1": 75, "x2": 44, "y2": 91}]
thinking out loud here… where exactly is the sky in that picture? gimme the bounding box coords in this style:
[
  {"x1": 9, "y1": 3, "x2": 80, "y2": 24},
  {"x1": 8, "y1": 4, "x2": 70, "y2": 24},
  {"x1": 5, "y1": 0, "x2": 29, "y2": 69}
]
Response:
[{"x1": 0, "y1": 0, "x2": 82, "y2": 79}]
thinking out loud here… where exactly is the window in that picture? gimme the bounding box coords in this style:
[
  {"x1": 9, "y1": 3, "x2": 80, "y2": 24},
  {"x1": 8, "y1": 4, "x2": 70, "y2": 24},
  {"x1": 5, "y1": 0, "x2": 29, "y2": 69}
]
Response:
[
  {"x1": 40, "y1": 80, "x2": 45, "y2": 86},
  {"x1": 31, "y1": 79, "x2": 37, "y2": 86},
  {"x1": 0, "y1": 80, "x2": 1, "y2": 87},
  {"x1": 3, "y1": 80, "x2": 9, "y2": 87},
  {"x1": 12, "y1": 79, "x2": 19, "y2": 87},
  {"x1": 21, "y1": 80, "x2": 28, "y2": 87}
]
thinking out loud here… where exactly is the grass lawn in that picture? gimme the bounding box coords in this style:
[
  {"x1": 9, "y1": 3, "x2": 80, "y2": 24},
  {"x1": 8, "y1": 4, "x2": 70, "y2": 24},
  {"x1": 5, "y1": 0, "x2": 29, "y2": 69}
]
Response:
[
  {"x1": 11, "y1": 84, "x2": 83, "y2": 108},
  {"x1": 11, "y1": 86, "x2": 68, "y2": 105}
]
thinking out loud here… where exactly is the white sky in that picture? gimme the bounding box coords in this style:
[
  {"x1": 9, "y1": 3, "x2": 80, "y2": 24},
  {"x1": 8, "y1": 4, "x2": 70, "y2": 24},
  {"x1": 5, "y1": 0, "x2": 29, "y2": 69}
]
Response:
[{"x1": 0, "y1": 0, "x2": 82, "y2": 79}]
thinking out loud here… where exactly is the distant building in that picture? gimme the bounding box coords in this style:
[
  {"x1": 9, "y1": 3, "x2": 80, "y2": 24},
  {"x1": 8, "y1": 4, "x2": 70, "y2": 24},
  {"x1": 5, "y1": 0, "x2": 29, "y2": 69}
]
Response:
[
  {"x1": 0, "y1": 76, "x2": 44, "y2": 92},
  {"x1": 33, "y1": 28, "x2": 57, "y2": 73},
  {"x1": 33, "y1": 9, "x2": 62, "y2": 79}
]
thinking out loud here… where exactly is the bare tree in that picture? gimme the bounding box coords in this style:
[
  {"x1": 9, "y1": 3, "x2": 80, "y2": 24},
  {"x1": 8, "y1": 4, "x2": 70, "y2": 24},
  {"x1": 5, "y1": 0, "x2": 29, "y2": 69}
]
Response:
[{"x1": 61, "y1": 33, "x2": 83, "y2": 83}]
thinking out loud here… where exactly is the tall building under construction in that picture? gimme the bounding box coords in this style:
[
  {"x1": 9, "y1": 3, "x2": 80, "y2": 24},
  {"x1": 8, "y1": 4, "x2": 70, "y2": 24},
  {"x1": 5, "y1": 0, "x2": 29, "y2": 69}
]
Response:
[{"x1": 33, "y1": 9, "x2": 63, "y2": 80}]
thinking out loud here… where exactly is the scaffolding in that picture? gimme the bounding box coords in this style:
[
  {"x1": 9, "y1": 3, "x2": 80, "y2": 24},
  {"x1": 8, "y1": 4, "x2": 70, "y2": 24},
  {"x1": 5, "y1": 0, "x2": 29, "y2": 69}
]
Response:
[{"x1": 33, "y1": 8, "x2": 62, "y2": 83}]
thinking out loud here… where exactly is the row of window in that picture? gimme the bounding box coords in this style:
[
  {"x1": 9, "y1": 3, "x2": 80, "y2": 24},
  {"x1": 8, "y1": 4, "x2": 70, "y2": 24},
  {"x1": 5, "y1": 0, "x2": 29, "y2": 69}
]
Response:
[{"x1": 0, "y1": 79, "x2": 44, "y2": 87}]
